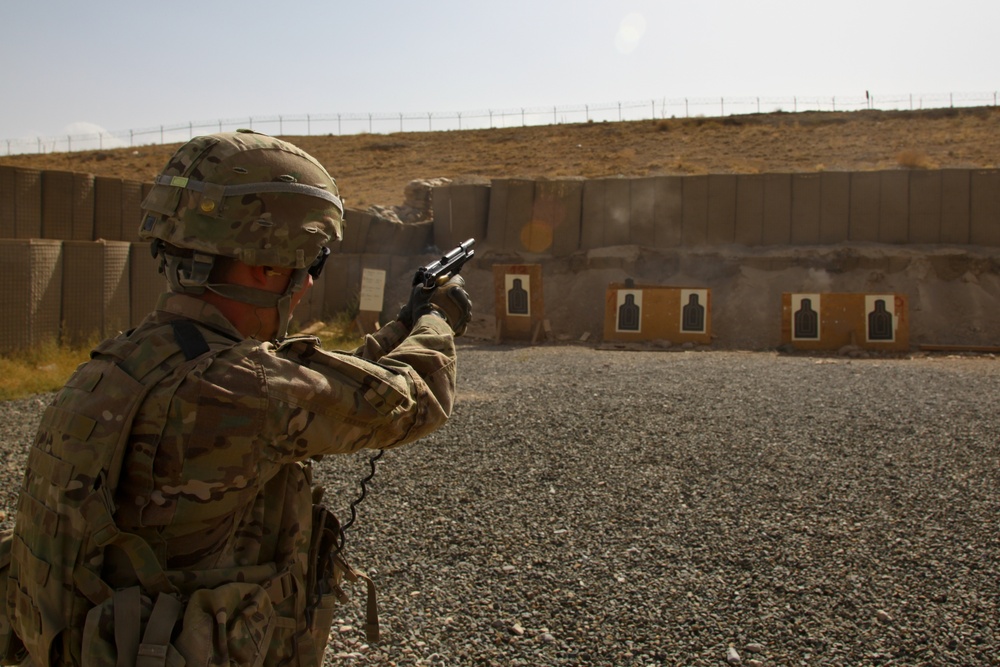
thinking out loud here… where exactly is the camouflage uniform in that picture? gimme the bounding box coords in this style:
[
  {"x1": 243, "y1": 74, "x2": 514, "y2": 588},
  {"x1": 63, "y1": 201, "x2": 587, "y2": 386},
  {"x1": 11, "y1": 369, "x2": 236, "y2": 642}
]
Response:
[
  {"x1": 3, "y1": 132, "x2": 464, "y2": 667},
  {"x1": 113, "y1": 293, "x2": 455, "y2": 572},
  {"x1": 7, "y1": 294, "x2": 455, "y2": 667}
]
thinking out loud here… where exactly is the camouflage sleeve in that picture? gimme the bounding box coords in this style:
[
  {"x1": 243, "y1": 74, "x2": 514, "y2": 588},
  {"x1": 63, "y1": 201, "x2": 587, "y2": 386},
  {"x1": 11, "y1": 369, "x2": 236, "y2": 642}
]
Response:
[
  {"x1": 261, "y1": 314, "x2": 456, "y2": 462},
  {"x1": 352, "y1": 319, "x2": 410, "y2": 361}
]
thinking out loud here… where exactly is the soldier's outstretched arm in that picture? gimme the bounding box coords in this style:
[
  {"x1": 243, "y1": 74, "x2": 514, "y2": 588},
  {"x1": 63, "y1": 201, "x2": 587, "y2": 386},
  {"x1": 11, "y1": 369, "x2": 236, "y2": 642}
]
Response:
[{"x1": 261, "y1": 313, "x2": 456, "y2": 461}]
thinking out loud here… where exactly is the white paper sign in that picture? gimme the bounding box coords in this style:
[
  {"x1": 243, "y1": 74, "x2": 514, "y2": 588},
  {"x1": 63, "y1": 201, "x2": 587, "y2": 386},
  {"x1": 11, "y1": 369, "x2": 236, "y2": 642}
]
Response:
[{"x1": 359, "y1": 268, "x2": 386, "y2": 313}]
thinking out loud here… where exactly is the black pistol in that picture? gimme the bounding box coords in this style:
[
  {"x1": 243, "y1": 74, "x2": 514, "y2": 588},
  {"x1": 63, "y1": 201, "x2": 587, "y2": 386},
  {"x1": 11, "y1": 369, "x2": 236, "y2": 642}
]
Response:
[{"x1": 413, "y1": 238, "x2": 475, "y2": 289}]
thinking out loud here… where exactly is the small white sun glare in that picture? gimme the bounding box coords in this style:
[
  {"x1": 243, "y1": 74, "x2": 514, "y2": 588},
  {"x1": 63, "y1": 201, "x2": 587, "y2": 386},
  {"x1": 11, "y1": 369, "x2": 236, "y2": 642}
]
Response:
[{"x1": 615, "y1": 12, "x2": 647, "y2": 54}]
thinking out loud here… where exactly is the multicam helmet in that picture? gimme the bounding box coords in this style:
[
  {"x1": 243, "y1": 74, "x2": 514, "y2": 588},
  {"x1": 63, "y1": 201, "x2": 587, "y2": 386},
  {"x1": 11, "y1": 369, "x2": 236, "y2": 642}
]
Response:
[{"x1": 139, "y1": 129, "x2": 343, "y2": 339}]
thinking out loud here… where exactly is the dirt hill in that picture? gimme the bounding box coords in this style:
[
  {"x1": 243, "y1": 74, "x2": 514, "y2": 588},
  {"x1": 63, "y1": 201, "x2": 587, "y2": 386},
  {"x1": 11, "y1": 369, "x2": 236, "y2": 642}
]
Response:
[{"x1": 4, "y1": 107, "x2": 1000, "y2": 210}]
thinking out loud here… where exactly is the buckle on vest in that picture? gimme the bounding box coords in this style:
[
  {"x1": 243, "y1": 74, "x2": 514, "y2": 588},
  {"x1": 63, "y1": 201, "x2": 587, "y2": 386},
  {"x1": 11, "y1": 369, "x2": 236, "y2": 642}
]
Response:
[
  {"x1": 79, "y1": 485, "x2": 119, "y2": 547},
  {"x1": 137, "y1": 644, "x2": 168, "y2": 660},
  {"x1": 264, "y1": 570, "x2": 296, "y2": 605}
]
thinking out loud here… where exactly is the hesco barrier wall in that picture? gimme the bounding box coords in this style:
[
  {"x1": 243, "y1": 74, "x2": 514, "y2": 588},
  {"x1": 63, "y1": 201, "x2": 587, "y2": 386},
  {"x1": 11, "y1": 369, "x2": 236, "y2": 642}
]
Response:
[
  {"x1": 0, "y1": 240, "x2": 63, "y2": 351},
  {"x1": 5, "y1": 165, "x2": 996, "y2": 250},
  {"x1": 0, "y1": 165, "x2": 998, "y2": 353},
  {"x1": 0, "y1": 165, "x2": 440, "y2": 352},
  {"x1": 0, "y1": 238, "x2": 426, "y2": 353},
  {"x1": 435, "y1": 170, "x2": 1000, "y2": 253}
]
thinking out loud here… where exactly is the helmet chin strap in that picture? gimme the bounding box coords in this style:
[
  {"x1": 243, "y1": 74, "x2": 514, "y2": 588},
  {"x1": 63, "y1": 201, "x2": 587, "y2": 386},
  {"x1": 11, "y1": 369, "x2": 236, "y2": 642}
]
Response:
[
  {"x1": 161, "y1": 252, "x2": 307, "y2": 340},
  {"x1": 204, "y1": 280, "x2": 304, "y2": 341}
]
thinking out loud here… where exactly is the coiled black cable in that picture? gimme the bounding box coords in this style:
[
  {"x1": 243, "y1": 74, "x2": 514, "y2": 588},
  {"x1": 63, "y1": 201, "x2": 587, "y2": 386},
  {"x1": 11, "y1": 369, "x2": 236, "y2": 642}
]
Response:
[{"x1": 335, "y1": 449, "x2": 385, "y2": 553}]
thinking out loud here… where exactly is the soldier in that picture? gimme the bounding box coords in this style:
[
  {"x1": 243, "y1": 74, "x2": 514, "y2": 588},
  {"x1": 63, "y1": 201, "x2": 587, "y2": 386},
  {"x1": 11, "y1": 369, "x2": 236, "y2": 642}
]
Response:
[{"x1": 4, "y1": 130, "x2": 471, "y2": 667}]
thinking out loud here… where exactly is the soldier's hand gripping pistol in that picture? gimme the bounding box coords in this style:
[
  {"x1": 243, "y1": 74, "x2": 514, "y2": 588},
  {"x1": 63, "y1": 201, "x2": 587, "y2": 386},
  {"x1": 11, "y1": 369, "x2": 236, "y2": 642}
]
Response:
[{"x1": 397, "y1": 238, "x2": 475, "y2": 336}]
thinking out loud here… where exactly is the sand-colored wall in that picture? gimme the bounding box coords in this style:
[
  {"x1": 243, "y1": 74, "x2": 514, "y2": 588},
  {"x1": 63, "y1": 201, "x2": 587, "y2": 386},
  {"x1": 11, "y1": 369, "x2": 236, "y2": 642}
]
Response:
[
  {"x1": 447, "y1": 169, "x2": 1000, "y2": 255},
  {"x1": 4, "y1": 164, "x2": 996, "y2": 251}
]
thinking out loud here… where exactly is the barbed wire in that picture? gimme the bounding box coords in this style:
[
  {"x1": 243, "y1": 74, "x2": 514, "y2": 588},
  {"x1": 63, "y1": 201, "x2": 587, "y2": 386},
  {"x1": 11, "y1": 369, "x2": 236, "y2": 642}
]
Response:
[{"x1": 3, "y1": 91, "x2": 998, "y2": 156}]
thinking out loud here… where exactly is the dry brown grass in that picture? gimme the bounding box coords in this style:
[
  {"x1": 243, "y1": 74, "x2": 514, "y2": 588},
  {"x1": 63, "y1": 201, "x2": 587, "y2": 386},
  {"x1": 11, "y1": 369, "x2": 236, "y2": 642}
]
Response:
[
  {"x1": 895, "y1": 148, "x2": 938, "y2": 169},
  {"x1": 0, "y1": 319, "x2": 363, "y2": 400},
  {"x1": 0, "y1": 340, "x2": 93, "y2": 400},
  {"x1": 4, "y1": 107, "x2": 1000, "y2": 209}
]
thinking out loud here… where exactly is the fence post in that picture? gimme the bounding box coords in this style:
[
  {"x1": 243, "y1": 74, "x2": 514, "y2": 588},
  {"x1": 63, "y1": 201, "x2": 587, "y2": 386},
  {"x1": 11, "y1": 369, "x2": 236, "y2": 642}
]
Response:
[
  {"x1": 307, "y1": 114, "x2": 311, "y2": 135},
  {"x1": 458, "y1": 112, "x2": 462, "y2": 130},
  {"x1": 832, "y1": 97, "x2": 836, "y2": 111},
  {"x1": 554, "y1": 106, "x2": 557, "y2": 124},
  {"x1": 521, "y1": 108, "x2": 525, "y2": 126},
  {"x1": 794, "y1": 97, "x2": 797, "y2": 112},
  {"x1": 489, "y1": 109, "x2": 493, "y2": 128},
  {"x1": 756, "y1": 97, "x2": 760, "y2": 114},
  {"x1": 399, "y1": 113, "x2": 403, "y2": 132},
  {"x1": 428, "y1": 112, "x2": 432, "y2": 131},
  {"x1": 684, "y1": 98, "x2": 688, "y2": 117},
  {"x1": 219, "y1": 120, "x2": 223, "y2": 132},
  {"x1": 618, "y1": 102, "x2": 622, "y2": 121},
  {"x1": 67, "y1": 135, "x2": 72, "y2": 152},
  {"x1": 189, "y1": 121, "x2": 193, "y2": 139},
  {"x1": 130, "y1": 129, "x2": 134, "y2": 146},
  {"x1": 279, "y1": 115, "x2": 283, "y2": 135},
  {"x1": 720, "y1": 97, "x2": 724, "y2": 116},
  {"x1": 337, "y1": 114, "x2": 341, "y2": 135},
  {"x1": 585, "y1": 104, "x2": 589, "y2": 122},
  {"x1": 950, "y1": 92, "x2": 953, "y2": 108},
  {"x1": 368, "y1": 113, "x2": 373, "y2": 133},
  {"x1": 650, "y1": 99, "x2": 654, "y2": 119}
]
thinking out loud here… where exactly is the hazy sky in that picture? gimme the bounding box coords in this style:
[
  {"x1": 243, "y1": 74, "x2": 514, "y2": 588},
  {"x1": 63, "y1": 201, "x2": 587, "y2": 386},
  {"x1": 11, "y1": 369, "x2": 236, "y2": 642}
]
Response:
[{"x1": 2, "y1": 0, "x2": 997, "y2": 143}]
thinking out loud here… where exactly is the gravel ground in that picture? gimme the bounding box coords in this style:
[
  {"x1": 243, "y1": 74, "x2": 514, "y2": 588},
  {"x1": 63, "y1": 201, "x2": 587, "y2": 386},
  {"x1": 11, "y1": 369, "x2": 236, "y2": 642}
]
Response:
[{"x1": 2, "y1": 345, "x2": 998, "y2": 666}]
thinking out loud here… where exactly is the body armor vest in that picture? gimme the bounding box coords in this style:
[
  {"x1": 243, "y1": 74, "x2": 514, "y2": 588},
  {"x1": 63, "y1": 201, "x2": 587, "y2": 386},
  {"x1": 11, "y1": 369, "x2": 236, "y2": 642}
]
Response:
[{"x1": 5, "y1": 319, "x2": 373, "y2": 667}]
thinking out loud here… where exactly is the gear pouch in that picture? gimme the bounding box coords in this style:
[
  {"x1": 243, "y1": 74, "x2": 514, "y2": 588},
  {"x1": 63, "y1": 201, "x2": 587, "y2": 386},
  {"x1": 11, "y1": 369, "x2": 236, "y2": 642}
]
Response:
[
  {"x1": 0, "y1": 529, "x2": 28, "y2": 665},
  {"x1": 174, "y1": 583, "x2": 276, "y2": 667}
]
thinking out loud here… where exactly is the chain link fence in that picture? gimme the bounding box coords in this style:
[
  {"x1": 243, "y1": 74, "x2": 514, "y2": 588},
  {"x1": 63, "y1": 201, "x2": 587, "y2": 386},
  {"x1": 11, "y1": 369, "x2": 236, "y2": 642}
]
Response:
[{"x1": 4, "y1": 91, "x2": 999, "y2": 156}]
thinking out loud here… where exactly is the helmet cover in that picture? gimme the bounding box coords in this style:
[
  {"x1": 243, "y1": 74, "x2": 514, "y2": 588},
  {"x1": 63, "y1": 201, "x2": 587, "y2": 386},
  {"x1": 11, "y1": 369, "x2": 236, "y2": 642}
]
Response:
[{"x1": 139, "y1": 129, "x2": 342, "y2": 269}]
